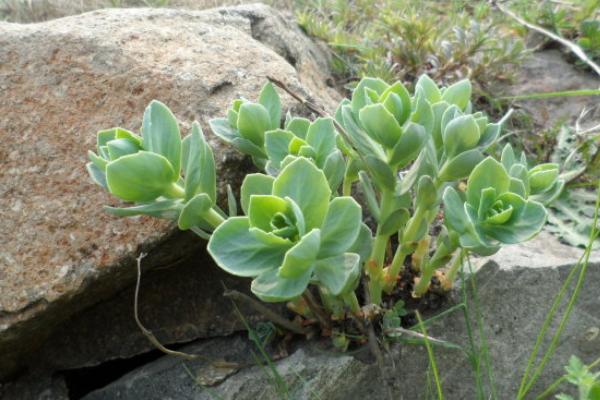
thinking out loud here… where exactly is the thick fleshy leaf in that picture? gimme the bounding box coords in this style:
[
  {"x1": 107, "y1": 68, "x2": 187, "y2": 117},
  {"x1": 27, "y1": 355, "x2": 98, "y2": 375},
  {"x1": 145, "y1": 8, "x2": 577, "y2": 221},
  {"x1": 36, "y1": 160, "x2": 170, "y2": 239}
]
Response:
[
  {"x1": 411, "y1": 95, "x2": 434, "y2": 135},
  {"x1": 178, "y1": 193, "x2": 213, "y2": 230},
  {"x1": 510, "y1": 178, "x2": 527, "y2": 198},
  {"x1": 466, "y1": 157, "x2": 510, "y2": 207},
  {"x1": 501, "y1": 143, "x2": 516, "y2": 170},
  {"x1": 273, "y1": 158, "x2": 331, "y2": 230},
  {"x1": 240, "y1": 173, "x2": 275, "y2": 214},
  {"x1": 182, "y1": 122, "x2": 216, "y2": 203},
  {"x1": 107, "y1": 138, "x2": 140, "y2": 161},
  {"x1": 379, "y1": 208, "x2": 409, "y2": 236},
  {"x1": 348, "y1": 223, "x2": 373, "y2": 262},
  {"x1": 351, "y1": 77, "x2": 389, "y2": 115},
  {"x1": 231, "y1": 136, "x2": 267, "y2": 159},
  {"x1": 431, "y1": 101, "x2": 450, "y2": 149},
  {"x1": 416, "y1": 175, "x2": 438, "y2": 208},
  {"x1": 142, "y1": 100, "x2": 182, "y2": 175},
  {"x1": 380, "y1": 81, "x2": 411, "y2": 124},
  {"x1": 529, "y1": 163, "x2": 559, "y2": 194},
  {"x1": 237, "y1": 102, "x2": 271, "y2": 147},
  {"x1": 530, "y1": 179, "x2": 564, "y2": 205},
  {"x1": 318, "y1": 197, "x2": 362, "y2": 258},
  {"x1": 443, "y1": 115, "x2": 480, "y2": 157},
  {"x1": 306, "y1": 118, "x2": 337, "y2": 165},
  {"x1": 478, "y1": 123, "x2": 501, "y2": 148},
  {"x1": 209, "y1": 118, "x2": 240, "y2": 143},
  {"x1": 251, "y1": 266, "x2": 312, "y2": 302},
  {"x1": 364, "y1": 155, "x2": 396, "y2": 191},
  {"x1": 248, "y1": 195, "x2": 289, "y2": 232},
  {"x1": 359, "y1": 104, "x2": 403, "y2": 149},
  {"x1": 97, "y1": 128, "x2": 117, "y2": 147},
  {"x1": 285, "y1": 196, "x2": 306, "y2": 237},
  {"x1": 415, "y1": 75, "x2": 442, "y2": 103},
  {"x1": 86, "y1": 162, "x2": 107, "y2": 189},
  {"x1": 388, "y1": 122, "x2": 427, "y2": 168},
  {"x1": 88, "y1": 150, "x2": 108, "y2": 171},
  {"x1": 477, "y1": 187, "x2": 497, "y2": 220},
  {"x1": 278, "y1": 229, "x2": 321, "y2": 278},
  {"x1": 442, "y1": 186, "x2": 469, "y2": 234},
  {"x1": 258, "y1": 82, "x2": 281, "y2": 130},
  {"x1": 441, "y1": 79, "x2": 471, "y2": 110},
  {"x1": 483, "y1": 200, "x2": 547, "y2": 244},
  {"x1": 208, "y1": 217, "x2": 291, "y2": 277},
  {"x1": 341, "y1": 105, "x2": 385, "y2": 160},
  {"x1": 285, "y1": 117, "x2": 311, "y2": 139},
  {"x1": 264, "y1": 129, "x2": 294, "y2": 169},
  {"x1": 359, "y1": 171, "x2": 380, "y2": 221},
  {"x1": 105, "y1": 199, "x2": 181, "y2": 219},
  {"x1": 115, "y1": 127, "x2": 142, "y2": 146},
  {"x1": 438, "y1": 149, "x2": 485, "y2": 181},
  {"x1": 106, "y1": 151, "x2": 176, "y2": 202},
  {"x1": 323, "y1": 150, "x2": 345, "y2": 191},
  {"x1": 314, "y1": 253, "x2": 361, "y2": 296}
]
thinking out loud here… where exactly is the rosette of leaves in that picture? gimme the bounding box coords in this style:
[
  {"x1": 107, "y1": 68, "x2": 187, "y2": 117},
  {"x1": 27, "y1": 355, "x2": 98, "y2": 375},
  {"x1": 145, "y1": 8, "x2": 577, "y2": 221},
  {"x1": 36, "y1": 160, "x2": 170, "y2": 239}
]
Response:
[
  {"x1": 86, "y1": 100, "x2": 222, "y2": 233},
  {"x1": 443, "y1": 157, "x2": 548, "y2": 256},
  {"x1": 500, "y1": 144, "x2": 564, "y2": 205},
  {"x1": 208, "y1": 82, "x2": 281, "y2": 169},
  {"x1": 207, "y1": 157, "x2": 371, "y2": 302},
  {"x1": 264, "y1": 116, "x2": 345, "y2": 191}
]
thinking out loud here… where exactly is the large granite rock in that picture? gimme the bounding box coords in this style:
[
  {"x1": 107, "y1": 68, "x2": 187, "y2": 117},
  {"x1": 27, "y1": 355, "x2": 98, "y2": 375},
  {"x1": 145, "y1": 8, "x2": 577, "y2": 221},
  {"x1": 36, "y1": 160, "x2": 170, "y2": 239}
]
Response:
[
  {"x1": 0, "y1": 3, "x2": 338, "y2": 380},
  {"x1": 81, "y1": 232, "x2": 600, "y2": 399}
]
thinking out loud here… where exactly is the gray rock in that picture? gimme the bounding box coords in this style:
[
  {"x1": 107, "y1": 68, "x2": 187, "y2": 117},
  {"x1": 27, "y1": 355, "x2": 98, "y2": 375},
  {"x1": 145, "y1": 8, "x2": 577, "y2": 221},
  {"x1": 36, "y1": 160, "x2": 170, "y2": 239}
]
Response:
[
  {"x1": 507, "y1": 49, "x2": 600, "y2": 129},
  {"x1": 0, "y1": 4, "x2": 338, "y2": 380},
  {"x1": 83, "y1": 232, "x2": 600, "y2": 399}
]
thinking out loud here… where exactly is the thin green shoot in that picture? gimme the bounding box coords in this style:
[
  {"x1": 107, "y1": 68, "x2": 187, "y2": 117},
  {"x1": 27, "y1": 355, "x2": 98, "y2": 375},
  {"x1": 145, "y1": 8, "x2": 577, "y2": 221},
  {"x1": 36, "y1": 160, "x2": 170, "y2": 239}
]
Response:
[
  {"x1": 500, "y1": 89, "x2": 600, "y2": 101},
  {"x1": 416, "y1": 311, "x2": 444, "y2": 400}
]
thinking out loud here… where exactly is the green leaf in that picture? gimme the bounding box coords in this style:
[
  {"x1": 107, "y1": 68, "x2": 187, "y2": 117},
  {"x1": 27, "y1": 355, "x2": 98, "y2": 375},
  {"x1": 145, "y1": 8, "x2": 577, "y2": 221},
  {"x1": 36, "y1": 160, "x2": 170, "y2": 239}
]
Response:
[
  {"x1": 237, "y1": 102, "x2": 271, "y2": 147},
  {"x1": 318, "y1": 197, "x2": 362, "y2": 258},
  {"x1": 438, "y1": 149, "x2": 484, "y2": 181},
  {"x1": 509, "y1": 177, "x2": 527, "y2": 198},
  {"x1": 389, "y1": 122, "x2": 427, "y2": 168},
  {"x1": 273, "y1": 157, "x2": 331, "y2": 230},
  {"x1": 107, "y1": 138, "x2": 140, "y2": 161},
  {"x1": 88, "y1": 150, "x2": 108, "y2": 171},
  {"x1": 379, "y1": 208, "x2": 409, "y2": 236},
  {"x1": 441, "y1": 79, "x2": 471, "y2": 110},
  {"x1": 416, "y1": 175, "x2": 438, "y2": 208},
  {"x1": 380, "y1": 81, "x2": 412, "y2": 125},
  {"x1": 483, "y1": 198, "x2": 547, "y2": 244},
  {"x1": 227, "y1": 184, "x2": 237, "y2": 216},
  {"x1": 359, "y1": 171, "x2": 380, "y2": 221},
  {"x1": 278, "y1": 229, "x2": 321, "y2": 278},
  {"x1": 240, "y1": 173, "x2": 275, "y2": 214},
  {"x1": 348, "y1": 223, "x2": 373, "y2": 262},
  {"x1": 529, "y1": 163, "x2": 559, "y2": 194},
  {"x1": 115, "y1": 127, "x2": 142, "y2": 146},
  {"x1": 314, "y1": 253, "x2": 360, "y2": 296},
  {"x1": 351, "y1": 77, "x2": 389, "y2": 115},
  {"x1": 97, "y1": 128, "x2": 117, "y2": 147},
  {"x1": 501, "y1": 143, "x2": 516, "y2": 170},
  {"x1": 442, "y1": 186, "x2": 469, "y2": 234},
  {"x1": 341, "y1": 105, "x2": 385, "y2": 160},
  {"x1": 415, "y1": 75, "x2": 442, "y2": 103},
  {"x1": 411, "y1": 95, "x2": 434, "y2": 135},
  {"x1": 86, "y1": 162, "x2": 107, "y2": 189},
  {"x1": 182, "y1": 122, "x2": 216, "y2": 203},
  {"x1": 431, "y1": 101, "x2": 450, "y2": 150},
  {"x1": 106, "y1": 151, "x2": 177, "y2": 202},
  {"x1": 478, "y1": 123, "x2": 501, "y2": 148},
  {"x1": 209, "y1": 118, "x2": 240, "y2": 143},
  {"x1": 178, "y1": 193, "x2": 213, "y2": 230},
  {"x1": 285, "y1": 117, "x2": 311, "y2": 139},
  {"x1": 231, "y1": 136, "x2": 267, "y2": 159},
  {"x1": 248, "y1": 195, "x2": 289, "y2": 232},
  {"x1": 323, "y1": 150, "x2": 345, "y2": 192},
  {"x1": 264, "y1": 129, "x2": 294, "y2": 170},
  {"x1": 306, "y1": 118, "x2": 337, "y2": 165},
  {"x1": 365, "y1": 155, "x2": 396, "y2": 191},
  {"x1": 251, "y1": 266, "x2": 312, "y2": 302},
  {"x1": 208, "y1": 216, "x2": 291, "y2": 277},
  {"x1": 142, "y1": 100, "x2": 182, "y2": 175},
  {"x1": 466, "y1": 157, "x2": 509, "y2": 207},
  {"x1": 530, "y1": 179, "x2": 564, "y2": 205},
  {"x1": 105, "y1": 199, "x2": 181, "y2": 219},
  {"x1": 359, "y1": 104, "x2": 403, "y2": 149},
  {"x1": 443, "y1": 115, "x2": 480, "y2": 158},
  {"x1": 258, "y1": 82, "x2": 281, "y2": 130}
]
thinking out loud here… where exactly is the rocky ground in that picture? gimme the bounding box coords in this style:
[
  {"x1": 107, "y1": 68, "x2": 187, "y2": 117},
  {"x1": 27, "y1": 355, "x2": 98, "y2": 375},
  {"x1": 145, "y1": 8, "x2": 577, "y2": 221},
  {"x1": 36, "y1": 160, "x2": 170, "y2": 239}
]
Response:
[{"x1": 0, "y1": 2, "x2": 599, "y2": 399}]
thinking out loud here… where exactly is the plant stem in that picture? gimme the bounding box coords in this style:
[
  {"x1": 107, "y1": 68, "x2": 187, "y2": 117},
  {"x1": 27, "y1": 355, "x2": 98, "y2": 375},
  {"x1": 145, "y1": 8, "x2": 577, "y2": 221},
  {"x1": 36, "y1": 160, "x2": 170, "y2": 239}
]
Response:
[
  {"x1": 204, "y1": 207, "x2": 226, "y2": 228},
  {"x1": 443, "y1": 249, "x2": 466, "y2": 288},
  {"x1": 302, "y1": 291, "x2": 331, "y2": 330},
  {"x1": 342, "y1": 175, "x2": 353, "y2": 196},
  {"x1": 383, "y1": 246, "x2": 409, "y2": 293},
  {"x1": 342, "y1": 291, "x2": 361, "y2": 315},
  {"x1": 165, "y1": 182, "x2": 185, "y2": 198},
  {"x1": 368, "y1": 189, "x2": 395, "y2": 305}
]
